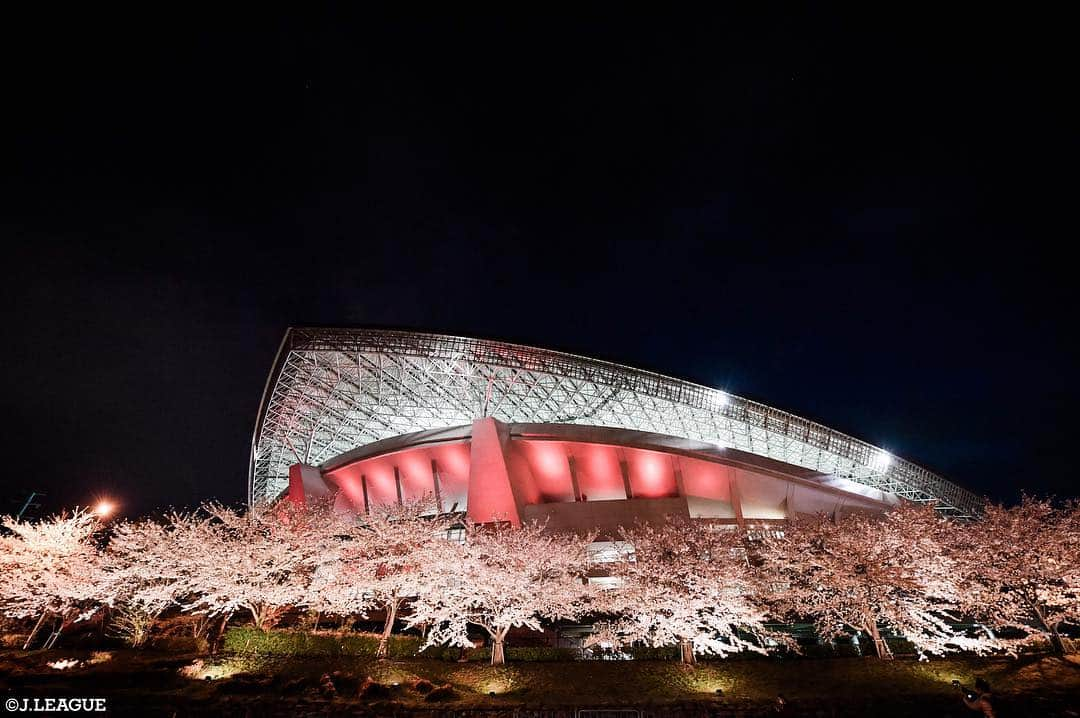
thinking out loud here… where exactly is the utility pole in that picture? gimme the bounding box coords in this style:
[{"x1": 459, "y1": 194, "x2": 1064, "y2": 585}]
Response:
[{"x1": 15, "y1": 492, "x2": 44, "y2": 520}]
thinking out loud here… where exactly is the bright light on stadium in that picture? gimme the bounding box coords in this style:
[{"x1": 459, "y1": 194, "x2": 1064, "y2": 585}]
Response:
[
  {"x1": 707, "y1": 390, "x2": 729, "y2": 409},
  {"x1": 870, "y1": 451, "x2": 892, "y2": 472}
]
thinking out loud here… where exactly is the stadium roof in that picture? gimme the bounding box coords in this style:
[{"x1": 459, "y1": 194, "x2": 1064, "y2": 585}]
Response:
[{"x1": 250, "y1": 327, "x2": 982, "y2": 516}]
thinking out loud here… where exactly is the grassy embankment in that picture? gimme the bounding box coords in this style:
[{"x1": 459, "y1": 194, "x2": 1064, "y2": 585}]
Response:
[{"x1": 3, "y1": 631, "x2": 1080, "y2": 715}]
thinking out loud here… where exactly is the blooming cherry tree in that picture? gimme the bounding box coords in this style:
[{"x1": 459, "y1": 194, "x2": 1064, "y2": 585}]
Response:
[
  {"x1": 408, "y1": 521, "x2": 594, "y2": 665},
  {"x1": 98, "y1": 518, "x2": 185, "y2": 646},
  {"x1": 345, "y1": 500, "x2": 457, "y2": 658},
  {"x1": 0, "y1": 510, "x2": 105, "y2": 648},
  {"x1": 950, "y1": 497, "x2": 1080, "y2": 653},
  {"x1": 298, "y1": 509, "x2": 376, "y2": 625},
  {"x1": 757, "y1": 504, "x2": 993, "y2": 658},
  {"x1": 172, "y1": 504, "x2": 312, "y2": 631},
  {"x1": 604, "y1": 519, "x2": 775, "y2": 664}
]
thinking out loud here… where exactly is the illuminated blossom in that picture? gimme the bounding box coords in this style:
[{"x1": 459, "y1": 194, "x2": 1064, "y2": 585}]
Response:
[
  {"x1": 0, "y1": 510, "x2": 105, "y2": 648},
  {"x1": 756, "y1": 504, "x2": 996, "y2": 658},
  {"x1": 407, "y1": 521, "x2": 594, "y2": 665},
  {"x1": 312, "y1": 500, "x2": 458, "y2": 659},
  {"x1": 950, "y1": 497, "x2": 1080, "y2": 654},
  {"x1": 170, "y1": 504, "x2": 313, "y2": 631},
  {"x1": 602, "y1": 519, "x2": 778, "y2": 663},
  {"x1": 98, "y1": 518, "x2": 184, "y2": 646}
]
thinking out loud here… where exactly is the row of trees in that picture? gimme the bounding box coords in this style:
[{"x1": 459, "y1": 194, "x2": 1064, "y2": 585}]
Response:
[{"x1": 1, "y1": 498, "x2": 1077, "y2": 664}]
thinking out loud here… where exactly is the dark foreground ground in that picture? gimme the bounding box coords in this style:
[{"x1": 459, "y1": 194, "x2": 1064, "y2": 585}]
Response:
[{"x1": 2, "y1": 649, "x2": 1079, "y2": 717}]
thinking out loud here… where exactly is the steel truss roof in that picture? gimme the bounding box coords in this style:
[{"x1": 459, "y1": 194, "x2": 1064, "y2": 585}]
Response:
[{"x1": 250, "y1": 328, "x2": 982, "y2": 517}]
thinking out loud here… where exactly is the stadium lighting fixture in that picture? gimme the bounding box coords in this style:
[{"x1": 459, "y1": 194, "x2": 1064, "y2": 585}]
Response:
[
  {"x1": 870, "y1": 451, "x2": 892, "y2": 472},
  {"x1": 708, "y1": 390, "x2": 729, "y2": 409}
]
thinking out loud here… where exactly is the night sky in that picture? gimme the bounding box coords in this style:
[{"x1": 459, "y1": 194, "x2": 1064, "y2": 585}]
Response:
[{"x1": 3, "y1": 8, "x2": 1075, "y2": 518}]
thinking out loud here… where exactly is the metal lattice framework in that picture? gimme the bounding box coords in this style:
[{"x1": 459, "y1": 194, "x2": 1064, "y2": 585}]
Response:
[{"x1": 250, "y1": 328, "x2": 983, "y2": 516}]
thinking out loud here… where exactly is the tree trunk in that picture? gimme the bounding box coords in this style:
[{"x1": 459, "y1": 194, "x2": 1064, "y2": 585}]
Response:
[
  {"x1": 491, "y1": 634, "x2": 507, "y2": 666},
  {"x1": 1048, "y1": 621, "x2": 1066, "y2": 655},
  {"x1": 23, "y1": 610, "x2": 49, "y2": 650},
  {"x1": 376, "y1": 599, "x2": 399, "y2": 660},
  {"x1": 43, "y1": 615, "x2": 65, "y2": 649},
  {"x1": 251, "y1": 604, "x2": 282, "y2": 632},
  {"x1": 208, "y1": 614, "x2": 230, "y2": 656},
  {"x1": 248, "y1": 605, "x2": 263, "y2": 631},
  {"x1": 678, "y1": 639, "x2": 697, "y2": 665},
  {"x1": 192, "y1": 615, "x2": 210, "y2": 640},
  {"x1": 1029, "y1": 599, "x2": 1065, "y2": 655},
  {"x1": 867, "y1": 623, "x2": 893, "y2": 659}
]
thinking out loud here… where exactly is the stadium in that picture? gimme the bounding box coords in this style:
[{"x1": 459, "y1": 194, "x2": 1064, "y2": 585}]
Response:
[{"x1": 250, "y1": 328, "x2": 981, "y2": 527}]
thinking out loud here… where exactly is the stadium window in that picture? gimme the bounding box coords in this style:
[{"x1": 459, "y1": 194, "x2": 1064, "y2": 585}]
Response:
[
  {"x1": 586, "y1": 576, "x2": 624, "y2": 589},
  {"x1": 746, "y1": 528, "x2": 785, "y2": 541},
  {"x1": 586, "y1": 541, "x2": 635, "y2": 565}
]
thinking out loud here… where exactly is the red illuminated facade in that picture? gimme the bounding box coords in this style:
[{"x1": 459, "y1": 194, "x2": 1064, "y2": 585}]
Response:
[{"x1": 288, "y1": 417, "x2": 894, "y2": 533}]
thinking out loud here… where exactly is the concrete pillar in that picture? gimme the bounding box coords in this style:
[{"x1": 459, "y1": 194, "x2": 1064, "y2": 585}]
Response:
[
  {"x1": 567, "y1": 453, "x2": 583, "y2": 502},
  {"x1": 671, "y1": 456, "x2": 686, "y2": 497},
  {"x1": 287, "y1": 464, "x2": 333, "y2": 506},
  {"x1": 466, "y1": 417, "x2": 523, "y2": 526},
  {"x1": 617, "y1": 449, "x2": 633, "y2": 499},
  {"x1": 431, "y1": 459, "x2": 444, "y2": 514},
  {"x1": 393, "y1": 467, "x2": 404, "y2": 505},
  {"x1": 729, "y1": 473, "x2": 746, "y2": 530}
]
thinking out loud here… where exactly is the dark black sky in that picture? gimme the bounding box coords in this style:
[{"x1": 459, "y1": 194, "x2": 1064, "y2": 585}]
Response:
[{"x1": 2, "y1": 7, "x2": 1075, "y2": 517}]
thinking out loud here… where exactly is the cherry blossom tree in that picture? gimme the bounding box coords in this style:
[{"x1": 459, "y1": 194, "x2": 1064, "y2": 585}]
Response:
[
  {"x1": 298, "y1": 511, "x2": 376, "y2": 626},
  {"x1": 602, "y1": 519, "x2": 776, "y2": 664},
  {"x1": 756, "y1": 504, "x2": 994, "y2": 658},
  {"x1": 0, "y1": 510, "x2": 106, "y2": 649},
  {"x1": 949, "y1": 497, "x2": 1080, "y2": 654},
  {"x1": 304, "y1": 499, "x2": 457, "y2": 658},
  {"x1": 171, "y1": 504, "x2": 313, "y2": 631},
  {"x1": 407, "y1": 521, "x2": 594, "y2": 665},
  {"x1": 98, "y1": 518, "x2": 184, "y2": 647}
]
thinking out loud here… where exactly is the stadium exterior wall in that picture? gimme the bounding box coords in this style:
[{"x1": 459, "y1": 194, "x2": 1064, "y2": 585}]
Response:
[{"x1": 288, "y1": 418, "x2": 896, "y2": 533}]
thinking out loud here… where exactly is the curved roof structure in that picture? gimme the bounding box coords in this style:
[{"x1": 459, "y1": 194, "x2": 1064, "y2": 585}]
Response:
[{"x1": 250, "y1": 328, "x2": 982, "y2": 516}]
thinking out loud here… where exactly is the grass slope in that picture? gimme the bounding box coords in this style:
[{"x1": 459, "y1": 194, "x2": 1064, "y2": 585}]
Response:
[{"x1": 2, "y1": 649, "x2": 1079, "y2": 716}]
